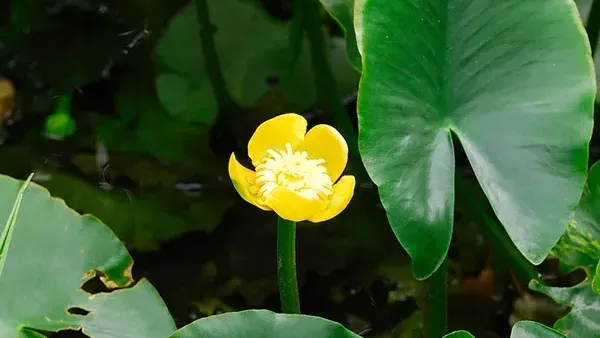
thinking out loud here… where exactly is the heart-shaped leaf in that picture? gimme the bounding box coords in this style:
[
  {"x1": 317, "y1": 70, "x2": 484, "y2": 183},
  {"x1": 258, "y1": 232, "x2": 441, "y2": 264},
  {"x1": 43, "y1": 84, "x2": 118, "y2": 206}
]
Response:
[
  {"x1": 530, "y1": 161, "x2": 600, "y2": 338},
  {"x1": 168, "y1": 310, "x2": 361, "y2": 338},
  {"x1": 0, "y1": 175, "x2": 176, "y2": 337},
  {"x1": 356, "y1": 0, "x2": 595, "y2": 278}
]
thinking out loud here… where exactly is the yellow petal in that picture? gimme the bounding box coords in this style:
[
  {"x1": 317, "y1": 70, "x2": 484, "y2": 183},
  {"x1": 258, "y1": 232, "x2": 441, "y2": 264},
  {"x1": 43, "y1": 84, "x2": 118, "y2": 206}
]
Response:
[
  {"x1": 299, "y1": 124, "x2": 348, "y2": 182},
  {"x1": 228, "y1": 153, "x2": 271, "y2": 211},
  {"x1": 247, "y1": 113, "x2": 307, "y2": 166},
  {"x1": 308, "y1": 175, "x2": 355, "y2": 223},
  {"x1": 266, "y1": 187, "x2": 328, "y2": 222}
]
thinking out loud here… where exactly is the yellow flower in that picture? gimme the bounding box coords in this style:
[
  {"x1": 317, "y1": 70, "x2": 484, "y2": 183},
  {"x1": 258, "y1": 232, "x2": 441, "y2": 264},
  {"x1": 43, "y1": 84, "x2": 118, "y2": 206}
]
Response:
[{"x1": 229, "y1": 113, "x2": 356, "y2": 222}]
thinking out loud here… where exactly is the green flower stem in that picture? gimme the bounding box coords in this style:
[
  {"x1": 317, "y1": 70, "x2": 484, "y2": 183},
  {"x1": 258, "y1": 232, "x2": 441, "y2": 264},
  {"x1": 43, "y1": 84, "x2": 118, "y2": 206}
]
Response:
[
  {"x1": 277, "y1": 217, "x2": 301, "y2": 314},
  {"x1": 299, "y1": 0, "x2": 358, "y2": 154},
  {"x1": 423, "y1": 259, "x2": 448, "y2": 338}
]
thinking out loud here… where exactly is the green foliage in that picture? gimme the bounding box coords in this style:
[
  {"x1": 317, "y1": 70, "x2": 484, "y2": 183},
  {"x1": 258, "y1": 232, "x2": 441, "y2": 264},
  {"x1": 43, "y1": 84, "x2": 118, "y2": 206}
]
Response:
[
  {"x1": 2, "y1": 0, "x2": 600, "y2": 336},
  {"x1": 155, "y1": 0, "x2": 359, "y2": 121},
  {"x1": 509, "y1": 321, "x2": 568, "y2": 338},
  {"x1": 356, "y1": 0, "x2": 595, "y2": 279},
  {"x1": 443, "y1": 331, "x2": 475, "y2": 338},
  {"x1": 318, "y1": 0, "x2": 361, "y2": 70},
  {"x1": 530, "y1": 161, "x2": 600, "y2": 338},
  {"x1": 0, "y1": 175, "x2": 176, "y2": 337},
  {"x1": 168, "y1": 310, "x2": 361, "y2": 338},
  {"x1": 442, "y1": 321, "x2": 567, "y2": 338},
  {"x1": 38, "y1": 169, "x2": 231, "y2": 251}
]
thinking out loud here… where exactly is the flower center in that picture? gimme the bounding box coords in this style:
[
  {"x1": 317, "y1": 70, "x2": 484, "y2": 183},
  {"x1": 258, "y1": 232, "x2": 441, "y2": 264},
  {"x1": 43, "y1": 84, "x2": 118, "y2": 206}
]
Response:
[{"x1": 253, "y1": 143, "x2": 333, "y2": 202}]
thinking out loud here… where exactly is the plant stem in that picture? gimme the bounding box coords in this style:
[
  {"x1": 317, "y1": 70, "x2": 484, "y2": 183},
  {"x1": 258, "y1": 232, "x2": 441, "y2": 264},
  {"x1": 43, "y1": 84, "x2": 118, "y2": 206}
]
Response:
[
  {"x1": 277, "y1": 217, "x2": 300, "y2": 314},
  {"x1": 587, "y1": 0, "x2": 600, "y2": 57},
  {"x1": 299, "y1": 0, "x2": 358, "y2": 153},
  {"x1": 423, "y1": 259, "x2": 448, "y2": 338},
  {"x1": 194, "y1": 0, "x2": 236, "y2": 112}
]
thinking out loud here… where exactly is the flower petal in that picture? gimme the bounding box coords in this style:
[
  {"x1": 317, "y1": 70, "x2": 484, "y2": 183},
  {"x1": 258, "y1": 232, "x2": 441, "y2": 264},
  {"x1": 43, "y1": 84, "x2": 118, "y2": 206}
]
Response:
[
  {"x1": 266, "y1": 187, "x2": 328, "y2": 222},
  {"x1": 248, "y1": 113, "x2": 307, "y2": 166},
  {"x1": 299, "y1": 124, "x2": 348, "y2": 182},
  {"x1": 308, "y1": 175, "x2": 355, "y2": 223},
  {"x1": 228, "y1": 153, "x2": 271, "y2": 211}
]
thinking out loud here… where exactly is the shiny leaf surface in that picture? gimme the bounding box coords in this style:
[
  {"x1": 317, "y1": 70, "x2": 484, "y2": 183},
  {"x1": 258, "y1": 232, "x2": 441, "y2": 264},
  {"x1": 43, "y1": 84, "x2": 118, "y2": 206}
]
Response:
[
  {"x1": 168, "y1": 310, "x2": 361, "y2": 338},
  {"x1": 0, "y1": 175, "x2": 176, "y2": 337},
  {"x1": 442, "y1": 321, "x2": 566, "y2": 338},
  {"x1": 443, "y1": 330, "x2": 475, "y2": 338},
  {"x1": 530, "y1": 161, "x2": 600, "y2": 337},
  {"x1": 357, "y1": 0, "x2": 595, "y2": 278},
  {"x1": 510, "y1": 321, "x2": 567, "y2": 338}
]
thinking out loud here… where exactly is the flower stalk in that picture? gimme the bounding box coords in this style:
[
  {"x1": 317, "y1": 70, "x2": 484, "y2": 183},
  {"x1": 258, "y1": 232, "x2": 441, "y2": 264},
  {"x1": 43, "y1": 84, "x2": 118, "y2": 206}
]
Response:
[{"x1": 277, "y1": 216, "x2": 301, "y2": 314}]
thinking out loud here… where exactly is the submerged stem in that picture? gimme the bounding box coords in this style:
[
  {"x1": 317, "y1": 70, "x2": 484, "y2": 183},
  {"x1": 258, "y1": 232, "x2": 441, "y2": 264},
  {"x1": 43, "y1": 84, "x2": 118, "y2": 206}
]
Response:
[
  {"x1": 276, "y1": 217, "x2": 300, "y2": 314},
  {"x1": 424, "y1": 259, "x2": 448, "y2": 338}
]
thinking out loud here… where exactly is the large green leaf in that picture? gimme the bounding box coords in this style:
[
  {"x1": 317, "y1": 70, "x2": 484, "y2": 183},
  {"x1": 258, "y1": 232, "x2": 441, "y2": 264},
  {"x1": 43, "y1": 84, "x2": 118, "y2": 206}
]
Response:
[
  {"x1": 356, "y1": 0, "x2": 595, "y2": 278},
  {"x1": 442, "y1": 321, "x2": 567, "y2": 338},
  {"x1": 530, "y1": 161, "x2": 600, "y2": 338},
  {"x1": 0, "y1": 175, "x2": 176, "y2": 337},
  {"x1": 510, "y1": 321, "x2": 568, "y2": 338},
  {"x1": 168, "y1": 310, "x2": 361, "y2": 338}
]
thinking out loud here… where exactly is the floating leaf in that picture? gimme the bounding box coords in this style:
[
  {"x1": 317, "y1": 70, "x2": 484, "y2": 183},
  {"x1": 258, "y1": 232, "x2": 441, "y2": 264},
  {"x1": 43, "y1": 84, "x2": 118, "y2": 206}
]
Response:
[
  {"x1": 356, "y1": 0, "x2": 594, "y2": 278},
  {"x1": 0, "y1": 175, "x2": 176, "y2": 337},
  {"x1": 38, "y1": 170, "x2": 232, "y2": 251},
  {"x1": 168, "y1": 310, "x2": 361, "y2": 338},
  {"x1": 442, "y1": 321, "x2": 566, "y2": 338},
  {"x1": 510, "y1": 321, "x2": 567, "y2": 338},
  {"x1": 443, "y1": 331, "x2": 475, "y2": 338},
  {"x1": 101, "y1": 75, "x2": 216, "y2": 169},
  {"x1": 155, "y1": 0, "x2": 358, "y2": 119}
]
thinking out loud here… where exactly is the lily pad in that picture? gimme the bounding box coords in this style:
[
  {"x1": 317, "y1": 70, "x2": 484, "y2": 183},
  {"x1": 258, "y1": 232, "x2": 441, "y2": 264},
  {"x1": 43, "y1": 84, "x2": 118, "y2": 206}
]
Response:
[
  {"x1": 0, "y1": 174, "x2": 176, "y2": 337},
  {"x1": 155, "y1": 0, "x2": 358, "y2": 120},
  {"x1": 168, "y1": 310, "x2": 361, "y2": 338},
  {"x1": 356, "y1": 0, "x2": 595, "y2": 278},
  {"x1": 101, "y1": 75, "x2": 215, "y2": 169}
]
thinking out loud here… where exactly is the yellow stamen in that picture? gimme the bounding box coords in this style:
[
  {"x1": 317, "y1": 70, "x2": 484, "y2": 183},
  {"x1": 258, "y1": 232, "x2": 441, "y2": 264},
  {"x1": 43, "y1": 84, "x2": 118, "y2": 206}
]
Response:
[{"x1": 252, "y1": 143, "x2": 333, "y2": 202}]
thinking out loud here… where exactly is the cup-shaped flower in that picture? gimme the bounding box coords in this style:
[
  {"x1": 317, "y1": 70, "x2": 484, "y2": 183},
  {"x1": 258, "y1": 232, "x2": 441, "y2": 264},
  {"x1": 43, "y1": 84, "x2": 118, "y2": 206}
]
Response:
[{"x1": 229, "y1": 113, "x2": 356, "y2": 222}]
